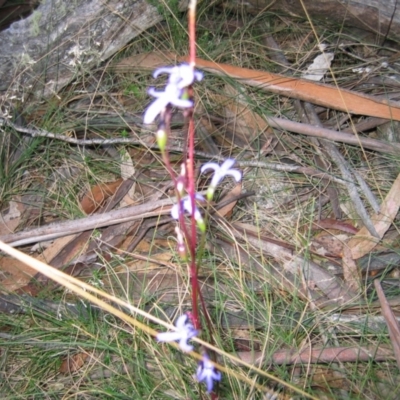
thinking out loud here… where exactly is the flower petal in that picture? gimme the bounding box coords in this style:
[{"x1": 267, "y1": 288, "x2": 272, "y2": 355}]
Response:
[
  {"x1": 225, "y1": 169, "x2": 242, "y2": 182},
  {"x1": 156, "y1": 331, "x2": 183, "y2": 343},
  {"x1": 175, "y1": 314, "x2": 190, "y2": 329},
  {"x1": 144, "y1": 97, "x2": 169, "y2": 124},
  {"x1": 170, "y1": 98, "x2": 193, "y2": 108},
  {"x1": 196, "y1": 355, "x2": 222, "y2": 393},
  {"x1": 153, "y1": 66, "x2": 175, "y2": 78},
  {"x1": 170, "y1": 203, "x2": 180, "y2": 220},
  {"x1": 221, "y1": 159, "x2": 236, "y2": 171},
  {"x1": 200, "y1": 162, "x2": 219, "y2": 174},
  {"x1": 194, "y1": 70, "x2": 204, "y2": 82},
  {"x1": 178, "y1": 339, "x2": 194, "y2": 353}
]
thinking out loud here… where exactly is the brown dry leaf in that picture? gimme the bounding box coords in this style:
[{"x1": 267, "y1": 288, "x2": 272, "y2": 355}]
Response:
[
  {"x1": 110, "y1": 51, "x2": 177, "y2": 72},
  {"x1": 188, "y1": 58, "x2": 400, "y2": 122},
  {"x1": 133, "y1": 238, "x2": 170, "y2": 253},
  {"x1": 0, "y1": 234, "x2": 83, "y2": 292},
  {"x1": 342, "y1": 246, "x2": 362, "y2": 292},
  {"x1": 314, "y1": 218, "x2": 358, "y2": 234},
  {"x1": 35, "y1": 235, "x2": 79, "y2": 264},
  {"x1": 0, "y1": 257, "x2": 37, "y2": 291},
  {"x1": 0, "y1": 197, "x2": 24, "y2": 235},
  {"x1": 348, "y1": 172, "x2": 400, "y2": 259},
  {"x1": 216, "y1": 183, "x2": 242, "y2": 218},
  {"x1": 122, "y1": 252, "x2": 173, "y2": 272},
  {"x1": 80, "y1": 179, "x2": 123, "y2": 215},
  {"x1": 307, "y1": 366, "x2": 349, "y2": 390},
  {"x1": 134, "y1": 239, "x2": 153, "y2": 252},
  {"x1": 59, "y1": 352, "x2": 89, "y2": 374},
  {"x1": 312, "y1": 233, "x2": 349, "y2": 257}
]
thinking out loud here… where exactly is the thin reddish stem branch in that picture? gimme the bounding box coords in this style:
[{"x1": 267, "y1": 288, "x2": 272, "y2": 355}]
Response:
[
  {"x1": 186, "y1": 0, "x2": 200, "y2": 330},
  {"x1": 188, "y1": 0, "x2": 197, "y2": 67}
]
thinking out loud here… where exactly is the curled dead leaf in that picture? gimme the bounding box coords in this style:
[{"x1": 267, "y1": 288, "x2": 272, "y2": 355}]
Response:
[
  {"x1": 59, "y1": 352, "x2": 88, "y2": 373},
  {"x1": 80, "y1": 179, "x2": 123, "y2": 214}
]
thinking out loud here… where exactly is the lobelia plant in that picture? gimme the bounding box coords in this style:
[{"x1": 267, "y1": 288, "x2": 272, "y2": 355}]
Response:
[{"x1": 143, "y1": 0, "x2": 242, "y2": 396}]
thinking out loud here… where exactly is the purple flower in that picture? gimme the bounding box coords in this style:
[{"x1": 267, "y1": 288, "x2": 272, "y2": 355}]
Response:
[
  {"x1": 171, "y1": 194, "x2": 205, "y2": 222},
  {"x1": 143, "y1": 84, "x2": 193, "y2": 124},
  {"x1": 200, "y1": 159, "x2": 242, "y2": 200},
  {"x1": 157, "y1": 314, "x2": 198, "y2": 352},
  {"x1": 196, "y1": 353, "x2": 222, "y2": 393},
  {"x1": 143, "y1": 63, "x2": 203, "y2": 124},
  {"x1": 154, "y1": 63, "x2": 203, "y2": 89}
]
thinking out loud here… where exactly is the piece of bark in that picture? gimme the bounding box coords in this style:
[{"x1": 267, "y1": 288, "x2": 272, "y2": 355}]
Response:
[
  {"x1": 0, "y1": 0, "x2": 163, "y2": 97},
  {"x1": 190, "y1": 58, "x2": 400, "y2": 121}
]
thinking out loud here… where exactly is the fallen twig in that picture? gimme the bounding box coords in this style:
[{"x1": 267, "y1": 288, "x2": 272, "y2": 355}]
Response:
[
  {"x1": 230, "y1": 222, "x2": 356, "y2": 305},
  {"x1": 302, "y1": 102, "x2": 380, "y2": 238},
  {"x1": 374, "y1": 279, "x2": 400, "y2": 369},
  {"x1": 2, "y1": 114, "x2": 398, "y2": 155},
  {"x1": 0, "y1": 197, "x2": 175, "y2": 247},
  {"x1": 237, "y1": 345, "x2": 394, "y2": 366}
]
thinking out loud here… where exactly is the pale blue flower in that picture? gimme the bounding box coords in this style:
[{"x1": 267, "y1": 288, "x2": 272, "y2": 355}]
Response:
[
  {"x1": 196, "y1": 353, "x2": 222, "y2": 393},
  {"x1": 171, "y1": 194, "x2": 205, "y2": 222},
  {"x1": 153, "y1": 63, "x2": 203, "y2": 89},
  {"x1": 143, "y1": 84, "x2": 193, "y2": 124},
  {"x1": 157, "y1": 314, "x2": 198, "y2": 352},
  {"x1": 200, "y1": 159, "x2": 242, "y2": 200},
  {"x1": 143, "y1": 63, "x2": 203, "y2": 124}
]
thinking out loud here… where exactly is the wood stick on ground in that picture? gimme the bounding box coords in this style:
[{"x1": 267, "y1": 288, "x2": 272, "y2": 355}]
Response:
[
  {"x1": 2, "y1": 114, "x2": 399, "y2": 155},
  {"x1": 374, "y1": 279, "x2": 400, "y2": 369},
  {"x1": 302, "y1": 102, "x2": 380, "y2": 238},
  {"x1": 230, "y1": 222, "x2": 357, "y2": 305},
  {"x1": 263, "y1": 34, "x2": 380, "y2": 236},
  {"x1": 264, "y1": 34, "x2": 342, "y2": 219},
  {"x1": 237, "y1": 345, "x2": 394, "y2": 366},
  {"x1": 0, "y1": 197, "x2": 176, "y2": 247}
]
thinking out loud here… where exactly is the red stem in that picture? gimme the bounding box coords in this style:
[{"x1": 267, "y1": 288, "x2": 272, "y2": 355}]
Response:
[
  {"x1": 186, "y1": 0, "x2": 201, "y2": 330},
  {"x1": 187, "y1": 117, "x2": 200, "y2": 329},
  {"x1": 188, "y1": 1, "x2": 196, "y2": 67}
]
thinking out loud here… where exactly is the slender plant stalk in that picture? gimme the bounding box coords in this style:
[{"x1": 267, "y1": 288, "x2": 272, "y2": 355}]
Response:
[{"x1": 186, "y1": 0, "x2": 201, "y2": 330}]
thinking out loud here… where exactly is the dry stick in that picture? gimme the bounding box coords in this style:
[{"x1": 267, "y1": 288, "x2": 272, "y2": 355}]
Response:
[
  {"x1": 0, "y1": 116, "x2": 349, "y2": 188},
  {"x1": 237, "y1": 345, "x2": 394, "y2": 366},
  {"x1": 0, "y1": 117, "x2": 382, "y2": 190},
  {"x1": 0, "y1": 190, "x2": 249, "y2": 251},
  {"x1": 352, "y1": 169, "x2": 381, "y2": 214},
  {"x1": 302, "y1": 102, "x2": 380, "y2": 238},
  {"x1": 230, "y1": 222, "x2": 356, "y2": 305},
  {"x1": 374, "y1": 279, "x2": 400, "y2": 369},
  {"x1": 264, "y1": 34, "x2": 342, "y2": 219},
  {"x1": 0, "y1": 197, "x2": 175, "y2": 247},
  {"x1": 264, "y1": 34, "x2": 379, "y2": 237},
  {"x1": 1, "y1": 114, "x2": 398, "y2": 155}
]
